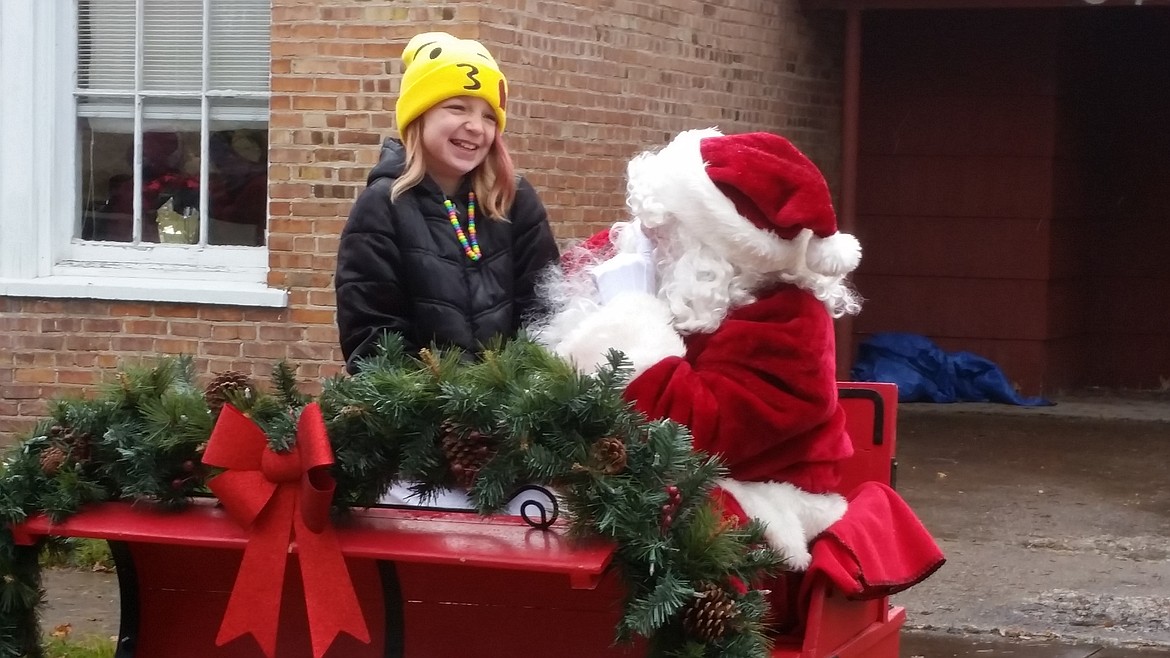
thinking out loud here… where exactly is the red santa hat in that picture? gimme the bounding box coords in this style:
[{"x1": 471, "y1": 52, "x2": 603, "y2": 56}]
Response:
[{"x1": 626, "y1": 128, "x2": 860, "y2": 277}]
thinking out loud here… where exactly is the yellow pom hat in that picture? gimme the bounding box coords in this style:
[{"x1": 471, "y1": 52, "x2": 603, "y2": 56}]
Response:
[{"x1": 395, "y1": 32, "x2": 508, "y2": 134}]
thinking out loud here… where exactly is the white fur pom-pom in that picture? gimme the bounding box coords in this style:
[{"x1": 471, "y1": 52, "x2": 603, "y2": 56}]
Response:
[{"x1": 806, "y1": 232, "x2": 861, "y2": 277}]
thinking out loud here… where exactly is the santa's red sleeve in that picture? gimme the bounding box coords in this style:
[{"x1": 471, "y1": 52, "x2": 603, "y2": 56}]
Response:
[
  {"x1": 717, "y1": 482, "x2": 946, "y2": 635},
  {"x1": 799, "y1": 481, "x2": 945, "y2": 607},
  {"x1": 623, "y1": 284, "x2": 853, "y2": 494}
]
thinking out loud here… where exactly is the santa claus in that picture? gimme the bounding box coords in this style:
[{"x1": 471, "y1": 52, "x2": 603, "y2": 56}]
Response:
[{"x1": 536, "y1": 127, "x2": 867, "y2": 572}]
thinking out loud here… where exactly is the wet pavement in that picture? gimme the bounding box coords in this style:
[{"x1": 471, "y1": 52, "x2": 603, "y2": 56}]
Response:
[
  {"x1": 894, "y1": 393, "x2": 1170, "y2": 658},
  {"x1": 902, "y1": 630, "x2": 1170, "y2": 657}
]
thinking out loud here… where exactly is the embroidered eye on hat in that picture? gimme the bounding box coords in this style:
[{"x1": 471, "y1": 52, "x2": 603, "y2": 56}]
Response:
[{"x1": 395, "y1": 32, "x2": 508, "y2": 134}]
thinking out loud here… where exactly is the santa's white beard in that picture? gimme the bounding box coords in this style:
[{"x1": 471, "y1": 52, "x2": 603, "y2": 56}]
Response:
[
  {"x1": 528, "y1": 218, "x2": 863, "y2": 367},
  {"x1": 654, "y1": 223, "x2": 758, "y2": 334}
]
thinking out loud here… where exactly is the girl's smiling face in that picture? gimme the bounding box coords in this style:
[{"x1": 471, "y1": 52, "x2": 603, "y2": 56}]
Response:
[{"x1": 419, "y1": 95, "x2": 498, "y2": 194}]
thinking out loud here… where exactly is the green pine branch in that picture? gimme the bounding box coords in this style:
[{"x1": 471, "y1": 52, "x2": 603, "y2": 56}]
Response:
[{"x1": 0, "y1": 336, "x2": 784, "y2": 657}]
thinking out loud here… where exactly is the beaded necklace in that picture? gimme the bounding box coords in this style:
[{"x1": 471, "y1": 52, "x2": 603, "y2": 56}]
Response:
[{"x1": 443, "y1": 191, "x2": 481, "y2": 261}]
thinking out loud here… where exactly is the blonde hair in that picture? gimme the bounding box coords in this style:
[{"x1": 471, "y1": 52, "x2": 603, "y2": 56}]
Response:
[{"x1": 390, "y1": 120, "x2": 517, "y2": 220}]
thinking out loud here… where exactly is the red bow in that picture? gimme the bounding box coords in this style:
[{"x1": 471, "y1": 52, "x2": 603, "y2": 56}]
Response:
[{"x1": 203, "y1": 403, "x2": 370, "y2": 658}]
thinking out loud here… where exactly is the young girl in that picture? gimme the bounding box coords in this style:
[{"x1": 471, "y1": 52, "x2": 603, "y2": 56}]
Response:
[{"x1": 335, "y1": 32, "x2": 559, "y2": 373}]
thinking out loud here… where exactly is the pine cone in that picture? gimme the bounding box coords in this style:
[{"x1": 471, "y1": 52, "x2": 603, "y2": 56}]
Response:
[
  {"x1": 439, "y1": 423, "x2": 496, "y2": 489},
  {"x1": 39, "y1": 446, "x2": 68, "y2": 476},
  {"x1": 682, "y1": 582, "x2": 738, "y2": 643},
  {"x1": 65, "y1": 428, "x2": 92, "y2": 463},
  {"x1": 204, "y1": 370, "x2": 256, "y2": 414},
  {"x1": 590, "y1": 436, "x2": 628, "y2": 475},
  {"x1": 46, "y1": 425, "x2": 93, "y2": 464}
]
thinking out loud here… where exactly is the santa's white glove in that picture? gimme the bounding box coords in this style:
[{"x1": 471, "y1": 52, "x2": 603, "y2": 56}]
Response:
[
  {"x1": 553, "y1": 292, "x2": 684, "y2": 377},
  {"x1": 591, "y1": 221, "x2": 657, "y2": 304}
]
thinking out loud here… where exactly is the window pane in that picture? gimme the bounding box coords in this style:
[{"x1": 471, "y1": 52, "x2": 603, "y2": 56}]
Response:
[
  {"x1": 210, "y1": 0, "x2": 270, "y2": 93},
  {"x1": 142, "y1": 105, "x2": 202, "y2": 245},
  {"x1": 78, "y1": 0, "x2": 135, "y2": 92},
  {"x1": 78, "y1": 98, "x2": 135, "y2": 242},
  {"x1": 209, "y1": 97, "x2": 269, "y2": 123},
  {"x1": 73, "y1": 0, "x2": 270, "y2": 253},
  {"x1": 143, "y1": 0, "x2": 204, "y2": 93},
  {"x1": 77, "y1": 122, "x2": 203, "y2": 245},
  {"x1": 209, "y1": 124, "x2": 267, "y2": 246}
]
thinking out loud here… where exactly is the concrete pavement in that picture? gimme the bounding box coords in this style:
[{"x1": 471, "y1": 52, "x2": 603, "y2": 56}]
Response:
[
  {"x1": 894, "y1": 393, "x2": 1170, "y2": 657},
  {"x1": 903, "y1": 631, "x2": 1170, "y2": 657}
]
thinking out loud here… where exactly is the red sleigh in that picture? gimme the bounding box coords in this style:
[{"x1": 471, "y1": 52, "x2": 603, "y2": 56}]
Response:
[{"x1": 11, "y1": 382, "x2": 902, "y2": 658}]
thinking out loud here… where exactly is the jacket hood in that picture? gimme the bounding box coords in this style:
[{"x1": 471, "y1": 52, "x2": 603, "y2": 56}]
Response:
[{"x1": 368, "y1": 138, "x2": 407, "y2": 185}]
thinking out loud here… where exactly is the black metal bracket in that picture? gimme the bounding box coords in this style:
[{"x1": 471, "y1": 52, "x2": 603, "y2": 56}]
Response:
[{"x1": 838, "y1": 386, "x2": 886, "y2": 446}]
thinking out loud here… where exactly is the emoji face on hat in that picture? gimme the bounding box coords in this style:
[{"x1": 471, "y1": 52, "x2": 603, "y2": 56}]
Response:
[{"x1": 395, "y1": 32, "x2": 509, "y2": 134}]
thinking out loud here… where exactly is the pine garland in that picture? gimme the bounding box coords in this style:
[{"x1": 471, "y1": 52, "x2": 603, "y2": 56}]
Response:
[{"x1": 0, "y1": 336, "x2": 783, "y2": 657}]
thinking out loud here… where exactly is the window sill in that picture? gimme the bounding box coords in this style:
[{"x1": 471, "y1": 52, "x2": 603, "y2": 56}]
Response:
[{"x1": 0, "y1": 275, "x2": 288, "y2": 308}]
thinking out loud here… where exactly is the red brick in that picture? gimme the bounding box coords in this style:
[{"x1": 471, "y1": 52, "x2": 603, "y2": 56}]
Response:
[
  {"x1": 58, "y1": 370, "x2": 97, "y2": 386},
  {"x1": 210, "y1": 325, "x2": 257, "y2": 341},
  {"x1": 258, "y1": 325, "x2": 306, "y2": 342},
  {"x1": 155, "y1": 305, "x2": 199, "y2": 319},
  {"x1": 82, "y1": 318, "x2": 122, "y2": 333},
  {"x1": 1, "y1": 384, "x2": 41, "y2": 399},
  {"x1": 243, "y1": 343, "x2": 289, "y2": 359},
  {"x1": 201, "y1": 342, "x2": 244, "y2": 357},
  {"x1": 64, "y1": 336, "x2": 113, "y2": 351},
  {"x1": 199, "y1": 307, "x2": 246, "y2": 322},
  {"x1": 111, "y1": 336, "x2": 155, "y2": 352},
  {"x1": 156, "y1": 339, "x2": 200, "y2": 354},
  {"x1": 124, "y1": 320, "x2": 168, "y2": 334},
  {"x1": 14, "y1": 369, "x2": 55, "y2": 384}
]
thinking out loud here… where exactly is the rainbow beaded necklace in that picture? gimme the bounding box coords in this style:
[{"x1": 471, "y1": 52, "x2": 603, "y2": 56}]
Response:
[{"x1": 443, "y1": 192, "x2": 481, "y2": 261}]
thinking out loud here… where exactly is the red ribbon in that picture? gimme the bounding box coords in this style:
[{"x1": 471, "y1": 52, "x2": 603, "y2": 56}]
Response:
[{"x1": 203, "y1": 403, "x2": 370, "y2": 658}]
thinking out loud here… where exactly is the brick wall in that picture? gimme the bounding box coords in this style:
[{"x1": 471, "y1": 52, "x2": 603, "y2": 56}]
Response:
[{"x1": 0, "y1": 0, "x2": 844, "y2": 443}]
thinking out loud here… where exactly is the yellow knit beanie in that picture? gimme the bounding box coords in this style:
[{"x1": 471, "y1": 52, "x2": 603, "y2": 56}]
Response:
[{"x1": 395, "y1": 32, "x2": 508, "y2": 134}]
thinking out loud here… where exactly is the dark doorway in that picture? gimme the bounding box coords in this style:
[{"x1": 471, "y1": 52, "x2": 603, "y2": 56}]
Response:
[{"x1": 852, "y1": 7, "x2": 1170, "y2": 394}]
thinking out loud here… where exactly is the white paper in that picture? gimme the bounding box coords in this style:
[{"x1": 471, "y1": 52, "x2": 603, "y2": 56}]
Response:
[
  {"x1": 590, "y1": 221, "x2": 657, "y2": 304},
  {"x1": 380, "y1": 482, "x2": 560, "y2": 522}
]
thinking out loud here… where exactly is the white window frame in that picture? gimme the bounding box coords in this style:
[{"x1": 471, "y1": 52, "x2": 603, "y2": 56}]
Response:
[{"x1": 0, "y1": 0, "x2": 286, "y2": 307}]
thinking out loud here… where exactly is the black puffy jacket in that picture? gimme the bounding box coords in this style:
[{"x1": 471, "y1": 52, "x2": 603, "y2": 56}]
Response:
[{"x1": 335, "y1": 139, "x2": 559, "y2": 373}]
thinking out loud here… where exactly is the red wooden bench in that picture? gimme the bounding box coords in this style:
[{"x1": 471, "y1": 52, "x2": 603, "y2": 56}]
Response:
[
  {"x1": 11, "y1": 382, "x2": 901, "y2": 658},
  {"x1": 775, "y1": 381, "x2": 904, "y2": 658}
]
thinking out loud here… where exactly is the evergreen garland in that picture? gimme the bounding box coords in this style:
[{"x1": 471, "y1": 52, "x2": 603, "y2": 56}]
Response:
[{"x1": 0, "y1": 336, "x2": 783, "y2": 658}]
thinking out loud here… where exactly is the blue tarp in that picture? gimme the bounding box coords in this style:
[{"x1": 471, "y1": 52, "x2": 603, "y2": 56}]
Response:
[{"x1": 851, "y1": 332, "x2": 1052, "y2": 406}]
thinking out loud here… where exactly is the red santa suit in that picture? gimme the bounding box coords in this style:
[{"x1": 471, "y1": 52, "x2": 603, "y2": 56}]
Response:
[
  {"x1": 543, "y1": 128, "x2": 942, "y2": 629},
  {"x1": 625, "y1": 284, "x2": 849, "y2": 494}
]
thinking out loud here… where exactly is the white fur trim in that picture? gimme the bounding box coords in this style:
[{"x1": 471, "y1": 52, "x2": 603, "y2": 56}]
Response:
[
  {"x1": 716, "y1": 478, "x2": 847, "y2": 571},
  {"x1": 626, "y1": 128, "x2": 797, "y2": 277},
  {"x1": 806, "y1": 232, "x2": 861, "y2": 276},
  {"x1": 552, "y1": 292, "x2": 685, "y2": 377}
]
